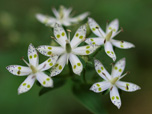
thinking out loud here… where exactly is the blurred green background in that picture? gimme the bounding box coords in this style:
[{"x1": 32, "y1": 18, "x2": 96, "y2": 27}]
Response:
[{"x1": 0, "y1": 0, "x2": 152, "y2": 114}]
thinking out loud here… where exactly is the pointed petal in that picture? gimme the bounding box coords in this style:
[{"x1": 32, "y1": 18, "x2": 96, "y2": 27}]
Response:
[
  {"x1": 90, "y1": 81, "x2": 111, "y2": 93},
  {"x1": 36, "y1": 72, "x2": 53, "y2": 87},
  {"x1": 18, "y1": 74, "x2": 36, "y2": 94},
  {"x1": 37, "y1": 45, "x2": 65, "y2": 57},
  {"x1": 94, "y1": 59, "x2": 111, "y2": 81},
  {"x1": 6, "y1": 65, "x2": 31, "y2": 76},
  {"x1": 69, "y1": 54, "x2": 83, "y2": 75},
  {"x1": 50, "y1": 54, "x2": 67, "y2": 76},
  {"x1": 52, "y1": 8, "x2": 59, "y2": 18},
  {"x1": 116, "y1": 81, "x2": 141, "y2": 92},
  {"x1": 54, "y1": 23, "x2": 67, "y2": 47},
  {"x1": 72, "y1": 45, "x2": 98, "y2": 55},
  {"x1": 70, "y1": 12, "x2": 89, "y2": 23},
  {"x1": 104, "y1": 41, "x2": 116, "y2": 61},
  {"x1": 62, "y1": 20, "x2": 71, "y2": 26},
  {"x1": 85, "y1": 38, "x2": 104, "y2": 46},
  {"x1": 110, "y1": 86, "x2": 121, "y2": 109},
  {"x1": 28, "y1": 44, "x2": 39, "y2": 67},
  {"x1": 63, "y1": 7, "x2": 72, "y2": 17},
  {"x1": 111, "y1": 39, "x2": 135, "y2": 49},
  {"x1": 111, "y1": 58, "x2": 126, "y2": 78},
  {"x1": 70, "y1": 25, "x2": 86, "y2": 48},
  {"x1": 106, "y1": 19, "x2": 119, "y2": 37},
  {"x1": 36, "y1": 14, "x2": 56, "y2": 27},
  {"x1": 88, "y1": 17, "x2": 105, "y2": 37},
  {"x1": 38, "y1": 56, "x2": 58, "y2": 72}
]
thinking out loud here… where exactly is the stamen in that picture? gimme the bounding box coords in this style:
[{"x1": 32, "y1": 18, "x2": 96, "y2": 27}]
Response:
[
  {"x1": 50, "y1": 36, "x2": 55, "y2": 40},
  {"x1": 96, "y1": 26, "x2": 104, "y2": 38},
  {"x1": 121, "y1": 27, "x2": 124, "y2": 32},
  {"x1": 67, "y1": 29, "x2": 71, "y2": 41},
  {"x1": 119, "y1": 71, "x2": 130, "y2": 79},
  {"x1": 21, "y1": 57, "x2": 30, "y2": 66},
  {"x1": 102, "y1": 72, "x2": 110, "y2": 81}
]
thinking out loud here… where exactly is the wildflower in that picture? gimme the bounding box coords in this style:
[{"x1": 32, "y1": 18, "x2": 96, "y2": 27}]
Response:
[
  {"x1": 85, "y1": 18, "x2": 135, "y2": 61},
  {"x1": 36, "y1": 6, "x2": 89, "y2": 27},
  {"x1": 90, "y1": 58, "x2": 140, "y2": 109},
  {"x1": 37, "y1": 23, "x2": 98, "y2": 76},
  {"x1": 6, "y1": 44, "x2": 58, "y2": 94}
]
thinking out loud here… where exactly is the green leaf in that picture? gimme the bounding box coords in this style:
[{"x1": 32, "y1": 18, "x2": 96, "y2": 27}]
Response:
[
  {"x1": 39, "y1": 77, "x2": 66, "y2": 96},
  {"x1": 73, "y1": 83, "x2": 107, "y2": 114}
]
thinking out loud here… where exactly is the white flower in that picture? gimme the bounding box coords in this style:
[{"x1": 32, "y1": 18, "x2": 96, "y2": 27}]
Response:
[
  {"x1": 85, "y1": 17, "x2": 135, "y2": 61},
  {"x1": 90, "y1": 58, "x2": 140, "y2": 109},
  {"x1": 36, "y1": 6, "x2": 89, "y2": 27},
  {"x1": 37, "y1": 23, "x2": 98, "y2": 76},
  {"x1": 6, "y1": 44, "x2": 58, "y2": 94}
]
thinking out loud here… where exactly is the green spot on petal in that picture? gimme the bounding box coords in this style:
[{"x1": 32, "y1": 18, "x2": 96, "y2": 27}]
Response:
[
  {"x1": 114, "y1": 67, "x2": 118, "y2": 70},
  {"x1": 79, "y1": 35, "x2": 83, "y2": 39},
  {"x1": 86, "y1": 50, "x2": 90, "y2": 54},
  {"x1": 34, "y1": 54, "x2": 37, "y2": 58},
  {"x1": 116, "y1": 96, "x2": 119, "y2": 100},
  {"x1": 43, "y1": 81, "x2": 46, "y2": 85},
  {"x1": 59, "y1": 65, "x2": 62, "y2": 70},
  {"x1": 111, "y1": 51, "x2": 114, "y2": 54},
  {"x1": 48, "y1": 59, "x2": 51, "y2": 62},
  {"x1": 92, "y1": 42, "x2": 96, "y2": 44},
  {"x1": 73, "y1": 65, "x2": 76, "y2": 69},
  {"x1": 77, "y1": 63, "x2": 81, "y2": 66},
  {"x1": 86, "y1": 46, "x2": 90, "y2": 49},
  {"x1": 101, "y1": 67, "x2": 104, "y2": 70},
  {"x1": 29, "y1": 55, "x2": 32, "y2": 59},
  {"x1": 61, "y1": 32, "x2": 65, "y2": 36},
  {"x1": 119, "y1": 69, "x2": 122, "y2": 72},
  {"x1": 98, "y1": 87, "x2": 102, "y2": 91},
  {"x1": 112, "y1": 96, "x2": 115, "y2": 100},
  {"x1": 23, "y1": 83, "x2": 26, "y2": 86},
  {"x1": 55, "y1": 64, "x2": 59, "y2": 67},
  {"x1": 76, "y1": 33, "x2": 79, "y2": 37},
  {"x1": 98, "y1": 69, "x2": 101, "y2": 73},
  {"x1": 57, "y1": 34, "x2": 60, "y2": 38},
  {"x1": 18, "y1": 67, "x2": 21, "y2": 70},
  {"x1": 46, "y1": 78, "x2": 50, "y2": 81},
  {"x1": 48, "y1": 47, "x2": 52, "y2": 50},
  {"x1": 91, "y1": 39, "x2": 94, "y2": 41},
  {"x1": 27, "y1": 84, "x2": 30, "y2": 88},
  {"x1": 120, "y1": 45, "x2": 124, "y2": 48},
  {"x1": 49, "y1": 63, "x2": 53, "y2": 66},
  {"x1": 92, "y1": 28, "x2": 96, "y2": 31},
  {"x1": 107, "y1": 51, "x2": 110, "y2": 54},
  {"x1": 96, "y1": 84, "x2": 100, "y2": 87},
  {"x1": 47, "y1": 51, "x2": 52, "y2": 55}
]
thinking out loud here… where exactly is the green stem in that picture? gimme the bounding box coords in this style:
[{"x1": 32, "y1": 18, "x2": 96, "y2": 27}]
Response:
[{"x1": 83, "y1": 68, "x2": 86, "y2": 84}]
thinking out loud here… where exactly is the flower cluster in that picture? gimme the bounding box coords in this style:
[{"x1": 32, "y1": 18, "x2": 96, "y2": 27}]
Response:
[{"x1": 6, "y1": 6, "x2": 140, "y2": 109}]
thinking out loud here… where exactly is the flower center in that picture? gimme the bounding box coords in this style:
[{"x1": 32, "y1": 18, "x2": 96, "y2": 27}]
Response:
[
  {"x1": 65, "y1": 40, "x2": 72, "y2": 53},
  {"x1": 30, "y1": 65, "x2": 38, "y2": 74},
  {"x1": 105, "y1": 31, "x2": 113, "y2": 41},
  {"x1": 110, "y1": 77, "x2": 119, "y2": 85}
]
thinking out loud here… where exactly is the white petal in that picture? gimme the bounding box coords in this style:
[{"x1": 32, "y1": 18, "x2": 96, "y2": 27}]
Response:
[
  {"x1": 50, "y1": 54, "x2": 67, "y2": 77},
  {"x1": 111, "y1": 58, "x2": 126, "y2": 78},
  {"x1": 116, "y1": 81, "x2": 141, "y2": 92},
  {"x1": 18, "y1": 74, "x2": 36, "y2": 94},
  {"x1": 94, "y1": 59, "x2": 111, "y2": 81},
  {"x1": 110, "y1": 86, "x2": 121, "y2": 109},
  {"x1": 52, "y1": 8, "x2": 59, "y2": 18},
  {"x1": 36, "y1": 72, "x2": 53, "y2": 87},
  {"x1": 70, "y1": 12, "x2": 89, "y2": 23},
  {"x1": 111, "y1": 39, "x2": 135, "y2": 49},
  {"x1": 85, "y1": 38, "x2": 104, "y2": 46},
  {"x1": 62, "y1": 20, "x2": 71, "y2": 26},
  {"x1": 36, "y1": 14, "x2": 56, "y2": 27},
  {"x1": 104, "y1": 41, "x2": 116, "y2": 61},
  {"x1": 54, "y1": 23, "x2": 68, "y2": 47},
  {"x1": 38, "y1": 56, "x2": 58, "y2": 72},
  {"x1": 37, "y1": 45, "x2": 65, "y2": 57},
  {"x1": 28, "y1": 44, "x2": 39, "y2": 67},
  {"x1": 106, "y1": 19, "x2": 119, "y2": 37},
  {"x1": 90, "y1": 81, "x2": 111, "y2": 93},
  {"x1": 69, "y1": 54, "x2": 83, "y2": 75},
  {"x1": 6, "y1": 65, "x2": 31, "y2": 76},
  {"x1": 63, "y1": 7, "x2": 72, "y2": 17},
  {"x1": 72, "y1": 45, "x2": 98, "y2": 55},
  {"x1": 70, "y1": 25, "x2": 86, "y2": 48},
  {"x1": 88, "y1": 17, "x2": 105, "y2": 37}
]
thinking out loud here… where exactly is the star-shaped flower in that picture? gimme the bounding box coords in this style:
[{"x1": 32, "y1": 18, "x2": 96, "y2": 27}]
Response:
[
  {"x1": 36, "y1": 6, "x2": 89, "y2": 27},
  {"x1": 37, "y1": 23, "x2": 98, "y2": 76},
  {"x1": 85, "y1": 18, "x2": 135, "y2": 61},
  {"x1": 90, "y1": 58, "x2": 140, "y2": 109},
  {"x1": 6, "y1": 44, "x2": 58, "y2": 94}
]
